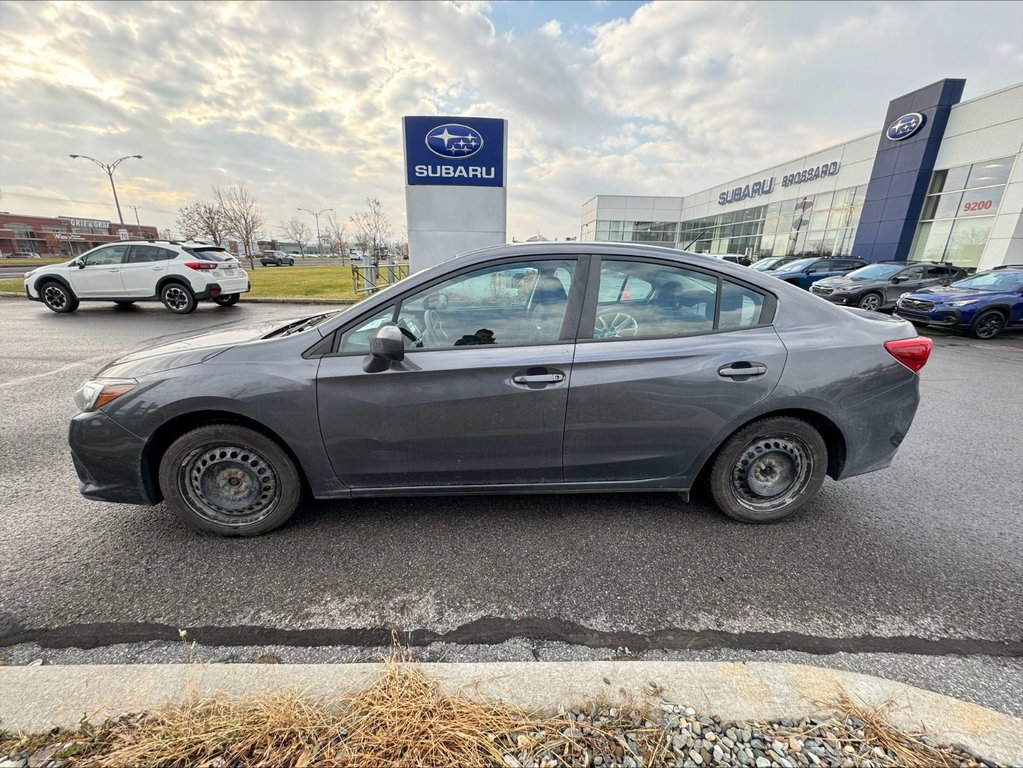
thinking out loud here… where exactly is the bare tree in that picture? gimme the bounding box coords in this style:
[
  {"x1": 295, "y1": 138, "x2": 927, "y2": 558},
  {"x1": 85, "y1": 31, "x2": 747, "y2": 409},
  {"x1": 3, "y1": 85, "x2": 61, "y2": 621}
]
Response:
[
  {"x1": 43, "y1": 232, "x2": 64, "y2": 257},
  {"x1": 176, "y1": 201, "x2": 227, "y2": 245},
  {"x1": 323, "y1": 212, "x2": 348, "y2": 262},
  {"x1": 349, "y1": 198, "x2": 392, "y2": 265},
  {"x1": 215, "y1": 184, "x2": 265, "y2": 268},
  {"x1": 279, "y1": 217, "x2": 312, "y2": 255}
]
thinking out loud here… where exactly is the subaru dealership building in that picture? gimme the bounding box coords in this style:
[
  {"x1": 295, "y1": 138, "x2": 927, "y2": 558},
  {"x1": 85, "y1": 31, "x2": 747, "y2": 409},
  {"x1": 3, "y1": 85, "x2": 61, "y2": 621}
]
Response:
[{"x1": 580, "y1": 79, "x2": 1023, "y2": 272}]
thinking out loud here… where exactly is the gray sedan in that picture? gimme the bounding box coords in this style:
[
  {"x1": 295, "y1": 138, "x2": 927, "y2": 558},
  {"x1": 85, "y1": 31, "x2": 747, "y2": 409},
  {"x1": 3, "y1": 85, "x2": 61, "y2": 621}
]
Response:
[{"x1": 68, "y1": 243, "x2": 933, "y2": 536}]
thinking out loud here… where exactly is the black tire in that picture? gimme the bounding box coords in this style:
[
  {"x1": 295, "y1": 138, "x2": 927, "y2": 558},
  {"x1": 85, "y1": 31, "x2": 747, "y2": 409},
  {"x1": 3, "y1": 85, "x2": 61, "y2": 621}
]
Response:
[
  {"x1": 708, "y1": 416, "x2": 827, "y2": 523},
  {"x1": 160, "y1": 282, "x2": 197, "y2": 314},
  {"x1": 971, "y1": 310, "x2": 1006, "y2": 340},
  {"x1": 212, "y1": 293, "x2": 240, "y2": 307},
  {"x1": 40, "y1": 281, "x2": 79, "y2": 313},
  {"x1": 857, "y1": 292, "x2": 883, "y2": 311},
  {"x1": 158, "y1": 424, "x2": 302, "y2": 536}
]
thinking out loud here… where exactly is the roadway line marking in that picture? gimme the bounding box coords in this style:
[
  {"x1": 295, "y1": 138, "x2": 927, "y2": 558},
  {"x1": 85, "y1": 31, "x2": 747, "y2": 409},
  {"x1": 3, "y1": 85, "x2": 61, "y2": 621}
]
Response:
[{"x1": 0, "y1": 355, "x2": 114, "y2": 389}]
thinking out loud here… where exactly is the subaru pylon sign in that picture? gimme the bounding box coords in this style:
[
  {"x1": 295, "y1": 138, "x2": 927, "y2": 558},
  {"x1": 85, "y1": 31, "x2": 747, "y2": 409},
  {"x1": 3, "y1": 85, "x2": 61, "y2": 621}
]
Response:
[
  {"x1": 404, "y1": 116, "x2": 505, "y2": 187},
  {"x1": 403, "y1": 115, "x2": 508, "y2": 272}
]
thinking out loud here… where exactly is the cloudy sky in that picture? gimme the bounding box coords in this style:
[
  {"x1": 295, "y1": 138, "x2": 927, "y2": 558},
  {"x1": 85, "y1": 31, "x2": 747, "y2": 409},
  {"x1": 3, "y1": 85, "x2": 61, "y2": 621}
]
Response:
[{"x1": 1, "y1": 0, "x2": 1021, "y2": 243}]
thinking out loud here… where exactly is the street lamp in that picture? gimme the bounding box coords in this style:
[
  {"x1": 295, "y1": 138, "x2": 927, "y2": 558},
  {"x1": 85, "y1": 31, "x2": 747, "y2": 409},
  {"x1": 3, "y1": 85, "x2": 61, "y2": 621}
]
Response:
[
  {"x1": 69, "y1": 153, "x2": 142, "y2": 226},
  {"x1": 297, "y1": 207, "x2": 333, "y2": 257}
]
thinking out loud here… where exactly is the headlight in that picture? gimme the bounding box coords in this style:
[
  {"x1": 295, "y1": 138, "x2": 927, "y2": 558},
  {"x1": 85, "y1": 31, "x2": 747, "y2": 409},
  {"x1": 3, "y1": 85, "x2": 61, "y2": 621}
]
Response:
[
  {"x1": 945, "y1": 300, "x2": 976, "y2": 307},
  {"x1": 74, "y1": 378, "x2": 137, "y2": 412}
]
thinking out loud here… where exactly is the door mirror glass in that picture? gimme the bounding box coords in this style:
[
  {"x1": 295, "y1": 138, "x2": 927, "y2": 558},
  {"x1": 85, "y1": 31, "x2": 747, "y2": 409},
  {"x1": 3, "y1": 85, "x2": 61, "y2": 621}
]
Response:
[{"x1": 363, "y1": 324, "x2": 405, "y2": 372}]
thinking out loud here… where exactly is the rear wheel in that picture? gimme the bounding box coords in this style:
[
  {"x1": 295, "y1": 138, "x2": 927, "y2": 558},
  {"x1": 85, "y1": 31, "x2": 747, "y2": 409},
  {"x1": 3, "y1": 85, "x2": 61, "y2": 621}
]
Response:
[
  {"x1": 160, "y1": 282, "x2": 197, "y2": 314},
  {"x1": 158, "y1": 425, "x2": 302, "y2": 536},
  {"x1": 857, "y1": 292, "x2": 882, "y2": 311},
  {"x1": 708, "y1": 417, "x2": 827, "y2": 523},
  {"x1": 971, "y1": 310, "x2": 1005, "y2": 340},
  {"x1": 41, "y1": 281, "x2": 79, "y2": 313},
  {"x1": 212, "y1": 293, "x2": 240, "y2": 307}
]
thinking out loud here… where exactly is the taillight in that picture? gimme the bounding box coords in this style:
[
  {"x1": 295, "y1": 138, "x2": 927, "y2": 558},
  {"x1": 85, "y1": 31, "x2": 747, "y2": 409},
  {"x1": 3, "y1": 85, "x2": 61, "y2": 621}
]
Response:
[
  {"x1": 885, "y1": 337, "x2": 932, "y2": 372},
  {"x1": 184, "y1": 261, "x2": 218, "y2": 271}
]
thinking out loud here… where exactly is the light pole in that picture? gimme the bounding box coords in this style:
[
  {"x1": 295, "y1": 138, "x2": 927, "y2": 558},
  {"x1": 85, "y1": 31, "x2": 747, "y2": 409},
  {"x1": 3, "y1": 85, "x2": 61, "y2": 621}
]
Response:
[
  {"x1": 127, "y1": 204, "x2": 143, "y2": 236},
  {"x1": 298, "y1": 207, "x2": 333, "y2": 257},
  {"x1": 69, "y1": 153, "x2": 142, "y2": 226}
]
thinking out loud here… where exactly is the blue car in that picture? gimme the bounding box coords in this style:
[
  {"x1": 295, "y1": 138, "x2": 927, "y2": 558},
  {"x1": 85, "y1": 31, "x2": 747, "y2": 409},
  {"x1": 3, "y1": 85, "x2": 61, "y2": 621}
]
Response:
[
  {"x1": 894, "y1": 265, "x2": 1023, "y2": 339},
  {"x1": 768, "y1": 257, "x2": 868, "y2": 290}
]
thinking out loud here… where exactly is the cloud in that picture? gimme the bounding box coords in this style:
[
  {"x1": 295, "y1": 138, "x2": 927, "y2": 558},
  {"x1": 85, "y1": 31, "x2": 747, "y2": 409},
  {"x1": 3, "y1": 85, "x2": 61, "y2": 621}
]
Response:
[{"x1": 0, "y1": 0, "x2": 1020, "y2": 242}]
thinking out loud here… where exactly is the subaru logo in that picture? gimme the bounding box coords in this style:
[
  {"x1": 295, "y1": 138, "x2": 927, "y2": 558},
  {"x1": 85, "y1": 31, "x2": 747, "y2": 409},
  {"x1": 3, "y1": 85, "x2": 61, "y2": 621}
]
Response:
[
  {"x1": 425, "y1": 123, "x2": 484, "y2": 159},
  {"x1": 886, "y1": 112, "x2": 925, "y2": 141}
]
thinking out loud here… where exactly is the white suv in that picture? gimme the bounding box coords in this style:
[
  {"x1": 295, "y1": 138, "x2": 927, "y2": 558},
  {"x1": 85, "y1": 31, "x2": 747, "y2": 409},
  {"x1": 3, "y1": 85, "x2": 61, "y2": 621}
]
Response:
[{"x1": 24, "y1": 241, "x2": 250, "y2": 314}]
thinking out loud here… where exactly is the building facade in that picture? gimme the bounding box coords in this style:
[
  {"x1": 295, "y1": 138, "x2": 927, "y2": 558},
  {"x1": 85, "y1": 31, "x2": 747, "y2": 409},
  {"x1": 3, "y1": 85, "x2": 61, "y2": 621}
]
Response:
[
  {"x1": 581, "y1": 79, "x2": 1023, "y2": 272},
  {"x1": 0, "y1": 213, "x2": 159, "y2": 258}
]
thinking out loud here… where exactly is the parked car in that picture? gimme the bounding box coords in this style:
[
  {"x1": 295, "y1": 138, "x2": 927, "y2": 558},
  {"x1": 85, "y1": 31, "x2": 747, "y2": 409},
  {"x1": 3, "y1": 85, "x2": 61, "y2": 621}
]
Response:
[
  {"x1": 751, "y1": 256, "x2": 801, "y2": 272},
  {"x1": 707, "y1": 254, "x2": 751, "y2": 266},
  {"x1": 894, "y1": 265, "x2": 1023, "y2": 339},
  {"x1": 260, "y1": 250, "x2": 295, "y2": 266},
  {"x1": 768, "y1": 257, "x2": 869, "y2": 290},
  {"x1": 68, "y1": 242, "x2": 931, "y2": 536},
  {"x1": 8, "y1": 250, "x2": 42, "y2": 259},
  {"x1": 811, "y1": 261, "x2": 965, "y2": 311},
  {"x1": 24, "y1": 241, "x2": 249, "y2": 314}
]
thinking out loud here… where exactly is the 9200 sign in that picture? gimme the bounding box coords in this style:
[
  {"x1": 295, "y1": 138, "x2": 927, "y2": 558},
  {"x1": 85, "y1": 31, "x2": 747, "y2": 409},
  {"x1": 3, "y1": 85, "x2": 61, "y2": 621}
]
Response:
[{"x1": 963, "y1": 200, "x2": 994, "y2": 212}]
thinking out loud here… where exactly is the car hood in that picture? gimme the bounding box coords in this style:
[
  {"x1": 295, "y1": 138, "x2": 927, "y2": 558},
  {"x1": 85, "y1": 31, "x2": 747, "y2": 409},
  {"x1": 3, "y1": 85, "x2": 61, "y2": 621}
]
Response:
[
  {"x1": 94, "y1": 316, "x2": 311, "y2": 378},
  {"x1": 905, "y1": 286, "x2": 999, "y2": 302}
]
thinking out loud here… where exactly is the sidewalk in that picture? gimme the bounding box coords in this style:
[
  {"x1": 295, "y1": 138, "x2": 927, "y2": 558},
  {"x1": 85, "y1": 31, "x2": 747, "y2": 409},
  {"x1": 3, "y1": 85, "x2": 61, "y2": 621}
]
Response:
[{"x1": 2, "y1": 661, "x2": 1021, "y2": 765}]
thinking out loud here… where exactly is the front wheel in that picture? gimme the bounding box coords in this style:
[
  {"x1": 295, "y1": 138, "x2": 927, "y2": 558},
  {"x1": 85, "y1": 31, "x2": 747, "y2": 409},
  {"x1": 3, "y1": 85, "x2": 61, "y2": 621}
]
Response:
[
  {"x1": 160, "y1": 282, "x2": 197, "y2": 314},
  {"x1": 40, "y1": 281, "x2": 79, "y2": 313},
  {"x1": 708, "y1": 417, "x2": 827, "y2": 523},
  {"x1": 212, "y1": 293, "x2": 240, "y2": 307},
  {"x1": 158, "y1": 425, "x2": 302, "y2": 536},
  {"x1": 857, "y1": 292, "x2": 882, "y2": 311},
  {"x1": 971, "y1": 310, "x2": 1006, "y2": 340}
]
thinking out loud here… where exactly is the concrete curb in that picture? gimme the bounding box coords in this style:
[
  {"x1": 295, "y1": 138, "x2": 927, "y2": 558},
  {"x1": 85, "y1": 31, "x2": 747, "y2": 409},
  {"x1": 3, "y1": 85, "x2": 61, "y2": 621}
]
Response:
[{"x1": 1, "y1": 661, "x2": 1020, "y2": 764}]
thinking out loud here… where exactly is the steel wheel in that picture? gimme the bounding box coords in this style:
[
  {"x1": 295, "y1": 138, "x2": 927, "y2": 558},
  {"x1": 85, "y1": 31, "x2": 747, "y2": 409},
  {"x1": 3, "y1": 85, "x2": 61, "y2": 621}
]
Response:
[
  {"x1": 729, "y1": 435, "x2": 814, "y2": 514},
  {"x1": 594, "y1": 312, "x2": 639, "y2": 338},
  {"x1": 177, "y1": 443, "x2": 281, "y2": 528},
  {"x1": 858, "y1": 292, "x2": 882, "y2": 311},
  {"x1": 159, "y1": 425, "x2": 302, "y2": 536},
  {"x1": 971, "y1": 310, "x2": 1005, "y2": 340},
  {"x1": 708, "y1": 416, "x2": 827, "y2": 523},
  {"x1": 161, "y1": 283, "x2": 196, "y2": 314}
]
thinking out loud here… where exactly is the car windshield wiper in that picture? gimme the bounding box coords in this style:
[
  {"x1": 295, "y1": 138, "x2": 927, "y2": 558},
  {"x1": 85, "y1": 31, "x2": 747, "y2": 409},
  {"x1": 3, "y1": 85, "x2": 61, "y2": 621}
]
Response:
[{"x1": 265, "y1": 312, "x2": 339, "y2": 338}]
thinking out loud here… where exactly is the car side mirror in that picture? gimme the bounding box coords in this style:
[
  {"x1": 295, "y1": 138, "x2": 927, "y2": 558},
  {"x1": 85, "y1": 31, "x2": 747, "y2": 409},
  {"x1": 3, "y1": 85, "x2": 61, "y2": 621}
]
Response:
[
  {"x1": 890, "y1": 276, "x2": 904, "y2": 283},
  {"x1": 805, "y1": 268, "x2": 816, "y2": 274},
  {"x1": 75, "y1": 259, "x2": 86, "y2": 269},
  {"x1": 363, "y1": 324, "x2": 405, "y2": 373}
]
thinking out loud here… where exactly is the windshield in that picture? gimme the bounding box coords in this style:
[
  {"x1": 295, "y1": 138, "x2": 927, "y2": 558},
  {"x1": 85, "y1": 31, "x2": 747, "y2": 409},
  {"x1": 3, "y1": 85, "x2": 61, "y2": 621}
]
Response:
[
  {"x1": 845, "y1": 263, "x2": 903, "y2": 280},
  {"x1": 950, "y1": 270, "x2": 1023, "y2": 292},
  {"x1": 753, "y1": 258, "x2": 784, "y2": 271},
  {"x1": 780, "y1": 258, "x2": 817, "y2": 272}
]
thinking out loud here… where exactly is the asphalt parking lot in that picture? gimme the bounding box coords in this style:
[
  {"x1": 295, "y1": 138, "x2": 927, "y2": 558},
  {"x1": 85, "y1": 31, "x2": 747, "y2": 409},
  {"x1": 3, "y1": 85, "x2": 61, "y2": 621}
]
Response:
[{"x1": 1, "y1": 298, "x2": 1021, "y2": 713}]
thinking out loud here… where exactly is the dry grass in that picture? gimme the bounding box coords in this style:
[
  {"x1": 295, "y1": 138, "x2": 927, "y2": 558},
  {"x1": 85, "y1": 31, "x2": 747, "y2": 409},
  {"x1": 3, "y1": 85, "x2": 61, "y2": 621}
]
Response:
[{"x1": 830, "y1": 692, "x2": 963, "y2": 768}]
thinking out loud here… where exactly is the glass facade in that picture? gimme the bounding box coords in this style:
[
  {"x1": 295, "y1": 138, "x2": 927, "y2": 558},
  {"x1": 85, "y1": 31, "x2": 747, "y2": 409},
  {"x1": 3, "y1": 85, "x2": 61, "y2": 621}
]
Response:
[
  {"x1": 592, "y1": 220, "x2": 678, "y2": 243},
  {"x1": 908, "y1": 155, "x2": 1015, "y2": 270},
  {"x1": 677, "y1": 185, "x2": 867, "y2": 259}
]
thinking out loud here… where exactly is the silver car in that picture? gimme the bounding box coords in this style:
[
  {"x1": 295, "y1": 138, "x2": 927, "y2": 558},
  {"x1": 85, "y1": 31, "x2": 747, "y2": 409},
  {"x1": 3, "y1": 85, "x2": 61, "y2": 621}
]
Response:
[{"x1": 68, "y1": 243, "x2": 932, "y2": 536}]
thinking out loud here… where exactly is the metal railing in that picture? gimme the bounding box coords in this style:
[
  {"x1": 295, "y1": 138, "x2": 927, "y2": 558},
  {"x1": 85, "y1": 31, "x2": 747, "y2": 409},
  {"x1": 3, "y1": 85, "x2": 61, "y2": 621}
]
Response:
[{"x1": 351, "y1": 263, "x2": 409, "y2": 295}]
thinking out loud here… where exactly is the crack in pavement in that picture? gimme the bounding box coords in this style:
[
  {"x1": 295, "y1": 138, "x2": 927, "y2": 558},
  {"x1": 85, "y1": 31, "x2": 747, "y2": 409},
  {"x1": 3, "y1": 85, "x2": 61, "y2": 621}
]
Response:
[{"x1": 2, "y1": 617, "x2": 1020, "y2": 657}]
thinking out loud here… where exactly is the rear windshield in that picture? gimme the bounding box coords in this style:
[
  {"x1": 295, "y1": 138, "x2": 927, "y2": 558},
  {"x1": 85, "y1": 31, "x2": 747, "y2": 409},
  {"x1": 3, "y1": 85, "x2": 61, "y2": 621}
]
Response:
[{"x1": 185, "y1": 247, "x2": 234, "y2": 262}]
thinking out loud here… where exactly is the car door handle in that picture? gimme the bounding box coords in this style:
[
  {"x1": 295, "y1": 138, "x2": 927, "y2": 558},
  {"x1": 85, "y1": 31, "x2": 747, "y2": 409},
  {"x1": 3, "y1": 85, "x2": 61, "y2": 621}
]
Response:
[
  {"x1": 152, "y1": 267, "x2": 164, "y2": 271},
  {"x1": 107, "y1": 268, "x2": 120, "y2": 272},
  {"x1": 718, "y1": 363, "x2": 767, "y2": 378},
  {"x1": 512, "y1": 373, "x2": 565, "y2": 384}
]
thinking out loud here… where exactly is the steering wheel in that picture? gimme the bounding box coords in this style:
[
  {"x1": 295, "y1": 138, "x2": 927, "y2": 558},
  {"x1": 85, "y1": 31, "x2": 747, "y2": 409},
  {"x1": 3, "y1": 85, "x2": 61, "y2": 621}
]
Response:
[
  {"x1": 424, "y1": 308, "x2": 451, "y2": 343},
  {"x1": 397, "y1": 318, "x2": 424, "y2": 347},
  {"x1": 594, "y1": 311, "x2": 639, "y2": 339}
]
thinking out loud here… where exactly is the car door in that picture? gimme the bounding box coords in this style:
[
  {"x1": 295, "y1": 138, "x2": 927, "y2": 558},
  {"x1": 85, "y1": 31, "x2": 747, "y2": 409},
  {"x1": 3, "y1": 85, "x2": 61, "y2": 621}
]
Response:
[
  {"x1": 68, "y1": 244, "x2": 128, "y2": 297},
  {"x1": 884, "y1": 264, "x2": 927, "y2": 304},
  {"x1": 315, "y1": 256, "x2": 585, "y2": 489},
  {"x1": 563, "y1": 256, "x2": 787, "y2": 485},
  {"x1": 800, "y1": 259, "x2": 832, "y2": 288},
  {"x1": 120, "y1": 245, "x2": 176, "y2": 296}
]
